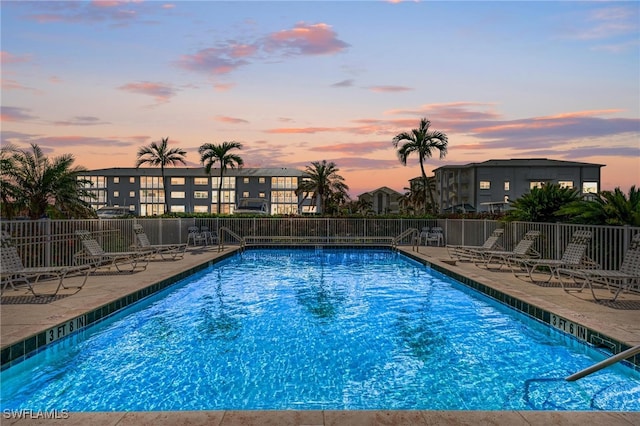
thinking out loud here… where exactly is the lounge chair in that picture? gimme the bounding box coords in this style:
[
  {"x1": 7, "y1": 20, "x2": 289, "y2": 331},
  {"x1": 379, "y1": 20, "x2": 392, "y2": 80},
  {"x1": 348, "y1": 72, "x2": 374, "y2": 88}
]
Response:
[
  {"x1": 447, "y1": 228, "x2": 504, "y2": 262},
  {"x1": 1, "y1": 233, "x2": 92, "y2": 297},
  {"x1": 475, "y1": 230, "x2": 541, "y2": 270},
  {"x1": 199, "y1": 226, "x2": 218, "y2": 245},
  {"x1": 74, "y1": 230, "x2": 152, "y2": 273},
  {"x1": 133, "y1": 224, "x2": 187, "y2": 260},
  {"x1": 557, "y1": 233, "x2": 640, "y2": 302},
  {"x1": 511, "y1": 230, "x2": 596, "y2": 283}
]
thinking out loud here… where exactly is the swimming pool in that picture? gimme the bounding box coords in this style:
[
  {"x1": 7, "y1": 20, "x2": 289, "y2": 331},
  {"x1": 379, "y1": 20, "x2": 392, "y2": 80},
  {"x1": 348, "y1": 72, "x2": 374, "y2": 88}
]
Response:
[{"x1": 1, "y1": 248, "x2": 639, "y2": 411}]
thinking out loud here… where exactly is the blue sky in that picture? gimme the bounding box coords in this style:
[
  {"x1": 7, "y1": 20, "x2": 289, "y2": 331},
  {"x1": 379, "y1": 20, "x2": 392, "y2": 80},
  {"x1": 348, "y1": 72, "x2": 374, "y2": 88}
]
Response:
[{"x1": 2, "y1": 0, "x2": 639, "y2": 196}]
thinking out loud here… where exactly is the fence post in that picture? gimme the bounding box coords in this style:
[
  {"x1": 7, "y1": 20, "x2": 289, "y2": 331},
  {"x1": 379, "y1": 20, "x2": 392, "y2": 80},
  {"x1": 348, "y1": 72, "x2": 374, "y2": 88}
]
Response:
[{"x1": 44, "y1": 219, "x2": 52, "y2": 267}]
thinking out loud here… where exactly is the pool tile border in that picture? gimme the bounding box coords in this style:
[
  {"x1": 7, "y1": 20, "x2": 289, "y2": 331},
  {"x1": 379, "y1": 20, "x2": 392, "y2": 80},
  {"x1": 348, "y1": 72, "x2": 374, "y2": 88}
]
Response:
[
  {"x1": 1, "y1": 250, "x2": 238, "y2": 371},
  {"x1": 400, "y1": 250, "x2": 640, "y2": 371}
]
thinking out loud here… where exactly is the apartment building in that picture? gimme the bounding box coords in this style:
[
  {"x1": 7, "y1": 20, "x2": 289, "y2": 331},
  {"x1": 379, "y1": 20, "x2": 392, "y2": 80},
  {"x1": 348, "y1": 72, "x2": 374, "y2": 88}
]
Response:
[
  {"x1": 79, "y1": 167, "x2": 314, "y2": 216},
  {"x1": 357, "y1": 187, "x2": 403, "y2": 215},
  {"x1": 433, "y1": 159, "x2": 603, "y2": 213}
]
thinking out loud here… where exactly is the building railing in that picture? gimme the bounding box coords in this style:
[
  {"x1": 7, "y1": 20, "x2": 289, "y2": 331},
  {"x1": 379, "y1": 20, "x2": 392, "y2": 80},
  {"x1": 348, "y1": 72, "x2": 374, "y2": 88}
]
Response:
[{"x1": 1, "y1": 218, "x2": 638, "y2": 272}]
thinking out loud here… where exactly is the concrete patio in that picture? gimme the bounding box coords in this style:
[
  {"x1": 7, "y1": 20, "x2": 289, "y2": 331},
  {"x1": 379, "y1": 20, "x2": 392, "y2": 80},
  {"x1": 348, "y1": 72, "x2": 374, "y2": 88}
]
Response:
[{"x1": 1, "y1": 244, "x2": 639, "y2": 425}]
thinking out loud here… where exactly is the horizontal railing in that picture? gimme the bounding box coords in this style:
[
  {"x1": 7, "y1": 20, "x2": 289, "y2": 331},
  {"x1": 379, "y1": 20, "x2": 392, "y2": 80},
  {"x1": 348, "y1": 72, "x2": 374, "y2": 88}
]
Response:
[{"x1": 1, "y1": 218, "x2": 638, "y2": 272}]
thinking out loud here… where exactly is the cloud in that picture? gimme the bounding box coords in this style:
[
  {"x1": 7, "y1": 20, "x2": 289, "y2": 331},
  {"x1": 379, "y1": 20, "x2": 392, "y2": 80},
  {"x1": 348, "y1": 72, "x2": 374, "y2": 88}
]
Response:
[
  {"x1": 0, "y1": 106, "x2": 38, "y2": 122},
  {"x1": 52, "y1": 116, "x2": 111, "y2": 126},
  {"x1": 368, "y1": 85, "x2": 413, "y2": 93},
  {"x1": 264, "y1": 22, "x2": 349, "y2": 56},
  {"x1": 331, "y1": 79, "x2": 354, "y2": 88},
  {"x1": 213, "y1": 82, "x2": 235, "y2": 91},
  {"x1": 21, "y1": 0, "x2": 155, "y2": 27},
  {"x1": 117, "y1": 81, "x2": 176, "y2": 103},
  {"x1": 176, "y1": 45, "x2": 253, "y2": 75},
  {"x1": 215, "y1": 116, "x2": 249, "y2": 124},
  {"x1": 177, "y1": 22, "x2": 349, "y2": 77},
  {"x1": 1, "y1": 79, "x2": 42, "y2": 94},
  {"x1": 309, "y1": 141, "x2": 391, "y2": 155},
  {"x1": 1, "y1": 51, "x2": 31, "y2": 64},
  {"x1": 265, "y1": 126, "x2": 336, "y2": 134}
]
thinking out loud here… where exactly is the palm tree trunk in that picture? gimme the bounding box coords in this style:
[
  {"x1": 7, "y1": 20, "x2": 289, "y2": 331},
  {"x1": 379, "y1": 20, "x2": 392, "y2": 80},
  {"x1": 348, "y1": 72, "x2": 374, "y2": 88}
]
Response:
[
  {"x1": 161, "y1": 164, "x2": 168, "y2": 214},
  {"x1": 218, "y1": 168, "x2": 223, "y2": 214}
]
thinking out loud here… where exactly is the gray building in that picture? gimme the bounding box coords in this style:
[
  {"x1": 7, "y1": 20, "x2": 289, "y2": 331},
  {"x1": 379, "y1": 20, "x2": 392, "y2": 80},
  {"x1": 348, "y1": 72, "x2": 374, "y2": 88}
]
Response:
[
  {"x1": 358, "y1": 187, "x2": 403, "y2": 215},
  {"x1": 79, "y1": 167, "x2": 314, "y2": 216},
  {"x1": 433, "y1": 159, "x2": 603, "y2": 213}
]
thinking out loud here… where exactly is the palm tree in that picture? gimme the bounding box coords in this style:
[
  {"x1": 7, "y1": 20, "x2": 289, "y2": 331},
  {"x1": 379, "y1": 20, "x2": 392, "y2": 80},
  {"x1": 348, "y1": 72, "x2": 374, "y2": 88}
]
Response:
[
  {"x1": 198, "y1": 141, "x2": 244, "y2": 214},
  {"x1": 558, "y1": 186, "x2": 640, "y2": 226},
  {"x1": 295, "y1": 160, "x2": 349, "y2": 215},
  {"x1": 136, "y1": 137, "x2": 187, "y2": 214},
  {"x1": 392, "y1": 118, "x2": 448, "y2": 214},
  {"x1": 0, "y1": 143, "x2": 94, "y2": 219}
]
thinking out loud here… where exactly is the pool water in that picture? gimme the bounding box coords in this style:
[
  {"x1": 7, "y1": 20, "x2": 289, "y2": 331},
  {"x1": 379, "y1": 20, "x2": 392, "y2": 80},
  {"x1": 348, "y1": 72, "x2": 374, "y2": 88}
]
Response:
[{"x1": 2, "y1": 249, "x2": 639, "y2": 411}]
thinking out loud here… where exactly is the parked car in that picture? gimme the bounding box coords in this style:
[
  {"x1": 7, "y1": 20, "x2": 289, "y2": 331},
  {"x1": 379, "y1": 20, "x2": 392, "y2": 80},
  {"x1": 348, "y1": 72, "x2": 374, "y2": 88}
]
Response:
[
  {"x1": 96, "y1": 206, "x2": 134, "y2": 219},
  {"x1": 234, "y1": 198, "x2": 269, "y2": 215}
]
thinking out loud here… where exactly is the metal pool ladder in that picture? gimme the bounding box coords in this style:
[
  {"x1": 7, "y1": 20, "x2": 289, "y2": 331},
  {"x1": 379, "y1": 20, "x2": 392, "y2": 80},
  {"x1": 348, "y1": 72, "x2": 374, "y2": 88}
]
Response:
[{"x1": 565, "y1": 345, "x2": 640, "y2": 381}]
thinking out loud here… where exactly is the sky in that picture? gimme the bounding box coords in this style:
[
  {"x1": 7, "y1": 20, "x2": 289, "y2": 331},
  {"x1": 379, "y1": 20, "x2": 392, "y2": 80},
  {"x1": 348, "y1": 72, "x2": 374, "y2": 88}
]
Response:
[{"x1": 1, "y1": 0, "x2": 639, "y2": 198}]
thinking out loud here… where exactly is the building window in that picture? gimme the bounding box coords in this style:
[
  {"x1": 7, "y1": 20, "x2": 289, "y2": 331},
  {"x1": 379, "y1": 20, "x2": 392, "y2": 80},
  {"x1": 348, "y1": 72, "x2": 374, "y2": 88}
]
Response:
[
  {"x1": 129, "y1": 191, "x2": 135, "y2": 198},
  {"x1": 194, "y1": 177, "x2": 208, "y2": 185},
  {"x1": 271, "y1": 190, "x2": 298, "y2": 214},
  {"x1": 194, "y1": 191, "x2": 208, "y2": 199},
  {"x1": 171, "y1": 205, "x2": 185, "y2": 213},
  {"x1": 113, "y1": 177, "x2": 120, "y2": 184},
  {"x1": 259, "y1": 192, "x2": 266, "y2": 198},
  {"x1": 480, "y1": 181, "x2": 490, "y2": 190},
  {"x1": 113, "y1": 191, "x2": 119, "y2": 197},
  {"x1": 211, "y1": 177, "x2": 235, "y2": 189},
  {"x1": 171, "y1": 177, "x2": 185, "y2": 185},
  {"x1": 141, "y1": 176, "x2": 163, "y2": 188},
  {"x1": 129, "y1": 177, "x2": 135, "y2": 184},
  {"x1": 504, "y1": 181, "x2": 510, "y2": 191},
  {"x1": 583, "y1": 182, "x2": 598, "y2": 194},
  {"x1": 243, "y1": 177, "x2": 249, "y2": 184},
  {"x1": 259, "y1": 177, "x2": 266, "y2": 184},
  {"x1": 504, "y1": 195, "x2": 510, "y2": 203},
  {"x1": 193, "y1": 205, "x2": 208, "y2": 213},
  {"x1": 530, "y1": 181, "x2": 545, "y2": 189},
  {"x1": 559, "y1": 181, "x2": 574, "y2": 189},
  {"x1": 272, "y1": 177, "x2": 298, "y2": 189},
  {"x1": 171, "y1": 191, "x2": 185, "y2": 199},
  {"x1": 242, "y1": 191, "x2": 250, "y2": 198},
  {"x1": 129, "y1": 205, "x2": 136, "y2": 212}
]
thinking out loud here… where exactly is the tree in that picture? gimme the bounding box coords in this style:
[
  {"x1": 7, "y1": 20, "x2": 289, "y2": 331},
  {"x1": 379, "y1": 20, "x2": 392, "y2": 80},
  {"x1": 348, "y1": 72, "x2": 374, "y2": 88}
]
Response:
[
  {"x1": 198, "y1": 141, "x2": 244, "y2": 214},
  {"x1": 136, "y1": 137, "x2": 187, "y2": 214},
  {"x1": 0, "y1": 143, "x2": 95, "y2": 219},
  {"x1": 296, "y1": 160, "x2": 349, "y2": 215},
  {"x1": 557, "y1": 186, "x2": 640, "y2": 226},
  {"x1": 505, "y1": 183, "x2": 581, "y2": 223},
  {"x1": 392, "y1": 117, "x2": 448, "y2": 214}
]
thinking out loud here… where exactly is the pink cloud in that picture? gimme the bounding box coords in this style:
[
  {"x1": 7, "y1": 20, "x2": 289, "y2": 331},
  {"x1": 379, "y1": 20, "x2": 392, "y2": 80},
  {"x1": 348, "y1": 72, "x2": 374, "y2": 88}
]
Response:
[
  {"x1": 1, "y1": 51, "x2": 31, "y2": 64},
  {"x1": 117, "y1": 81, "x2": 176, "y2": 102},
  {"x1": 215, "y1": 116, "x2": 249, "y2": 124},
  {"x1": 213, "y1": 82, "x2": 235, "y2": 91},
  {"x1": 265, "y1": 127, "x2": 336, "y2": 134},
  {"x1": 264, "y1": 22, "x2": 349, "y2": 55},
  {"x1": 176, "y1": 47, "x2": 250, "y2": 75},
  {"x1": 309, "y1": 141, "x2": 391, "y2": 155}
]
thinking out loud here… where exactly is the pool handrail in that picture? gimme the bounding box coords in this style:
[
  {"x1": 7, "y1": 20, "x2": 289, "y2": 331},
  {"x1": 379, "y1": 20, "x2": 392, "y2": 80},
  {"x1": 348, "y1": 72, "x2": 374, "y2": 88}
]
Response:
[
  {"x1": 565, "y1": 344, "x2": 640, "y2": 381},
  {"x1": 392, "y1": 228, "x2": 419, "y2": 251},
  {"x1": 217, "y1": 226, "x2": 246, "y2": 252}
]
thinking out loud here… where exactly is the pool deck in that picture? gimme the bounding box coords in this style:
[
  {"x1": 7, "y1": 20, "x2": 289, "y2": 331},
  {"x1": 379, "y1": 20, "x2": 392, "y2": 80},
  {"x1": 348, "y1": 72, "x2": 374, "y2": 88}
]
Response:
[{"x1": 1, "y1": 244, "x2": 639, "y2": 425}]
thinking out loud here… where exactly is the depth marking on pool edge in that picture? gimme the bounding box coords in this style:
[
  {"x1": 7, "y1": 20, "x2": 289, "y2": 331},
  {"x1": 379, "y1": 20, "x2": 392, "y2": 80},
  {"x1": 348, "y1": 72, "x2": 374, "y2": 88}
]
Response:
[
  {"x1": 46, "y1": 315, "x2": 88, "y2": 344},
  {"x1": 550, "y1": 314, "x2": 587, "y2": 341}
]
